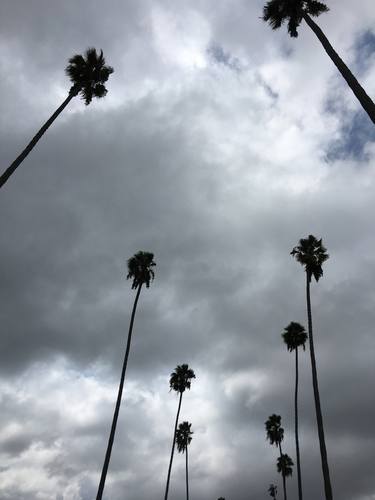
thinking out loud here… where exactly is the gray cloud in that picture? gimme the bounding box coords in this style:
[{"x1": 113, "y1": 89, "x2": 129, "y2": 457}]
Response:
[{"x1": 1, "y1": 0, "x2": 375, "y2": 499}]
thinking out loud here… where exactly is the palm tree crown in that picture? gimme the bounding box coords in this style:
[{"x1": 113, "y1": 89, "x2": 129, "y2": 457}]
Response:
[
  {"x1": 170, "y1": 364, "x2": 196, "y2": 393},
  {"x1": 282, "y1": 322, "x2": 308, "y2": 352},
  {"x1": 127, "y1": 251, "x2": 156, "y2": 289},
  {"x1": 268, "y1": 484, "x2": 278, "y2": 498},
  {"x1": 262, "y1": 0, "x2": 328, "y2": 37},
  {"x1": 291, "y1": 235, "x2": 329, "y2": 283},
  {"x1": 277, "y1": 454, "x2": 294, "y2": 477},
  {"x1": 176, "y1": 421, "x2": 193, "y2": 453},
  {"x1": 265, "y1": 414, "x2": 284, "y2": 447},
  {"x1": 65, "y1": 47, "x2": 114, "y2": 105}
]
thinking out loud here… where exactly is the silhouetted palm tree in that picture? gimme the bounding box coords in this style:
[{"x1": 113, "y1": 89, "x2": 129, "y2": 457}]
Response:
[
  {"x1": 282, "y1": 322, "x2": 307, "y2": 500},
  {"x1": 269, "y1": 484, "x2": 278, "y2": 499},
  {"x1": 277, "y1": 454, "x2": 294, "y2": 483},
  {"x1": 0, "y1": 47, "x2": 114, "y2": 189},
  {"x1": 265, "y1": 414, "x2": 288, "y2": 500},
  {"x1": 262, "y1": 0, "x2": 375, "y2": 124},
  {"x1": 176, "y1": 421, "x2": 193, "y2": 500},
  {"x1": 96, "y1": 251, "x2": 155, "y2": 500},
  {"x1": 291, "y1": 235, "x2": 332, "y2": 500},
  {"x1": 164, "y1": 364, "x2": 196, "y2": 500}
]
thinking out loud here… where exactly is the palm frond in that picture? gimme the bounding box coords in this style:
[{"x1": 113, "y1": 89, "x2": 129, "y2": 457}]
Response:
[
  {"x1": 65, "y1": 47, "x2": 114, "y2": 105},
  {"x1": 277, "y1": 453, "x2": 294, "y2": 477},
  {"x1": 127, "y1": 251, "x2": 156, "y2": 289},
  {"x1": 176, "y1": 421, "x2": 193, "y2": 453},
  {"x1": 265, "y1": 414, "x2": 284, "y2": 446},
  {"x1": 291, "y1": 234, "x2": 329, "y2": 282},
  {"x1": 170, "y1": 364, "x2": 196, "y2": 393},
  {"x1": 262, "y1": 0, "x2": 328, "y2": 37},
  {"x1": 282, "y1": 322, "x2": 307, "y2": 351}
]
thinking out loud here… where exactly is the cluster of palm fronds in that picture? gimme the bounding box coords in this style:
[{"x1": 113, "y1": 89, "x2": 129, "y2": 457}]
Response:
[{"x1": 265, "y1": 235, "x2": 331, "y2": 500}]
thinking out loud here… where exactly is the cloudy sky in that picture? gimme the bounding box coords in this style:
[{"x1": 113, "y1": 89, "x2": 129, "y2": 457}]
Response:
[{"x1": 1, "y1": 1, "x2": 375, "y2": 499}]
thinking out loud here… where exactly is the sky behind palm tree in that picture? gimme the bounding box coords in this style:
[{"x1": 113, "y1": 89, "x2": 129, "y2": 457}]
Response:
[{"x1": 0, "y1": 1, "x2": 375, "y2": 499}]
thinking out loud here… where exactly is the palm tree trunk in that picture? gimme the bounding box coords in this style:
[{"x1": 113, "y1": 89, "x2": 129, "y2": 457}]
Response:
[
  {"x1": 303, "y1": 13, "x2": 375, "y2": 125},
  {"x1": 96, "y1": 283, "x2": 143, "y2": 500},
  {"x1": 186, "y1": 445, "x2": 189, "y2": 500},
  {"x1": 305, "y1": 273, "x2": 333, "y2": 500},
  {"x1": 278, "y1": 443, "x2": 287, "y2": 500},
  {"x1": 164, "y1": 391, "x2": 183, "y2": 500},
  {"x1": 295, "y1": 347, "x2": 303, "y2": 500},
  {"x1": 0, "y1": 87, "x2": 79, "y2": 189}
]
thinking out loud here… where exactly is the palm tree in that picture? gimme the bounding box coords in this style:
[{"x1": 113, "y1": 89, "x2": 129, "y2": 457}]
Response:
[
  {"x1": 291, "y1": 235, "x2": 332, "y2": 500},
  {"x1": 265, "y1": 414, "x2": 288, "y2": 500},
  {"x1": 282, "y1": 322, "x2": 308, "y2": 500},
  {"x1": 262, "y1": 0, "x2": 375, "y2": 124},
  {"x1": 268, "y1": 484, "x2": 278, "y2": 499},
  {"x1": 176, "y1": 421, "x2": 193, "y2": 500},
  {"x1": 0, "y1": 47, "x2": 114, "y2": 189},
  {"x1": 164, "y1": 364, "x2": 196, "y2": 500},
  {"x1": 96, "y1": 251, "x2": 155, "y2": 500},
  {"x1": 277, "y1": 454, "x2": 294, "y2": 483}
]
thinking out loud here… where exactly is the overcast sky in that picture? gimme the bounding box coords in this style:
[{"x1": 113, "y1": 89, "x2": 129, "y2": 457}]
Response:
[{"x1": 0, "y1": 1, "x2": 375, "y2": 499}]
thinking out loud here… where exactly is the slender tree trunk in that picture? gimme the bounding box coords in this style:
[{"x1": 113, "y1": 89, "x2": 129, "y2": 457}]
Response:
[
  {"x1": 0, "y1": 86, "x2": 79, "y2": 189},
  {"x1": 305, "y1": 274, "x2": 333, "y2": 500},
  {"x1": 278, "y1": 443, "x2": 287, "y2": 500},
  {"x1": 185, "y1": 445, "x2": 189, "y2": 500},
  {"x1": 164, "y1": 391, "x2": 183, "y2": 500},
  {"x1": 96, "y1": 283, "x2": 143, "y2": 500},
  {"x1": 295, "y1": 347, "x2": 303, "y2": 500},
  {"x1": 303, "y1": 13, "x2": 375, "y2": 125}
]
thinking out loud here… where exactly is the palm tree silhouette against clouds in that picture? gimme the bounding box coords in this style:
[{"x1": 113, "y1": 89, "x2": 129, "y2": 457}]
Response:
[
  {"x1": 164, "y1": 364, "x2": 195, "y2": 500},
  {"x1": 269, "y1": 484, "x2": 278, "y2": 499},
  {"x1": 0, "y1": 47, "x2": 113, "y2": 189},
  {"x1": 277, "y1": 454, "x2": 294, "y2": 486},
  {"x1": 262, "y1": 0, "x2": 375, "y2": 124},
  {"x1": 291, "y1": 235, "x2": 332, "y2": 500},
  {"x1": 96, "y1": 251, "x2": 155, "y2": 500},
  {"x1": 176, "y1": 421, "x2": 193, "y2": 500},
  {"x1": 282, "y1": 322, "x2": 308, "y2": 500},
  {"x1": 265, "y1": 414, "x2": 288, "y2": 500}
]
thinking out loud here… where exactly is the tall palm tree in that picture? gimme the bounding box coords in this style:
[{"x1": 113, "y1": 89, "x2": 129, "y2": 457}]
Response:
[
  {"x1": 269, "y1": 484, "x2": 278, "y2": 499},
  {"x1": 262, "y1": 0, "x2": 375, "y2": 124},
  {"x1": 282, "y1": 322, "x2": 308, "y2": 500},
  {"x1": 277, "y1": 454, "x2": 294, "y2": 484},
  {"x1": 0, "y1": 47, "x2": 114, "y2": 189},
  {"x1": 96, "y1": 251, "x2": 155, "y2": 500},
  {"x1": 164, "y1": 364, "x2": 196, "y2": 500},
  {"x1": 176, "y1": 421, "x2": 193, "y2": 500},
  {"x1": 291, "y1": 235, "x2": 332, "y2": 500},
  {"x1": 265, "y1": 414, "x2": 288, "y2": 500}
]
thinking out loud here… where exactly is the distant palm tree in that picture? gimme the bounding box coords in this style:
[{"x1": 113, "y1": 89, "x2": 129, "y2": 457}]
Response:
[
  {"x1": 262, "y1": 0, "x2": 375, "y2": 124},
  {"x1": 277, "y1": 454, "x2": 294, "y2": 483},
  {"x1": 176, "y1": 421, "x2": 193, "y2": 500},
  {"x1": 291, "y1": 235, "x2": 332, "y2": 500},
  {"x1": 282, "y1": 322, "x2": 308, "y2": 500},
  {"x1": 96, "y1": 251, "x2": 155, "y2": 500},
  {"x1": 164, "y1": 364, "x2": 196, "y2": 500},
  {"x1": 265, "y1": 414, "x2": 288, "y2": 500},
  {"x1": 0, "y1": 47, "x2": 114, "y2": 189},
  {"x1": 268, "y1": 483, "x2": 278, "y2": 499}
]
